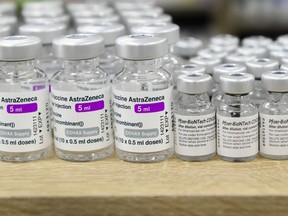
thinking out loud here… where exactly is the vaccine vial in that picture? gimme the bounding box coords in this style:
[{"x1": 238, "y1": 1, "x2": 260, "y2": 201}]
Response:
[
  {"x1": 19, "y1": 23, "x2": 67, "y2": 81},
  {"x1": 242, "y1": 36, "x2": 273, "y2": 48},
  {"x1": 0, "y1": 25, "x2": 10, "y2": 37},
  {"x1": 260, "y1": 70, "x2": 288, "y2": 160},
  {"x1": 217, "y1": 73, "x2": 258, "y2": 162},
  {"x1": 209, "y1": 34, "x2": 239, "y2": 53},
  {"x1": 212, "y1": 63, "x2": 247, "y2": 108},
  {"x1": 236, "y1": 46, "x2": 268, "y2": 58},
  {"x1": 270, "y1": 48, "x2": 288, "y2": 63},
  {"x1": 246, "y1": 58, "x2": 279, "y2": 107},
  {"x1": 113, "y1": 34, "x2": 173, "y2": 163},
  {"x1": 0, "y1": 36, "x2": 52, "y2": 162},
  {"x1": 175, "y1": 73, "x2": 216, "y2": 161},
  {"x1": 131, "y1": 22, "x2": 180, "y2": 75},
  {"x1": 281, "y1": 63, "x2": 288, "y2": 71},
  {"x1": 276, "y1": 34, "x2": 288, "y2": 46},
  {"x1": 0, "y1": 16, "x2": 17, "y2": 35},
  {"x1": 198, "y1": 48, "x2": 228, "y2": 63},
  {"x1": 77, "y1": 22, "x2": 125, "y2": 80},
  {"x1": 225, "y1": 52, "x2": 256, "y2": 64},
  {"x1": 173, "y1": 37, "x2": 203, "y2": 62},
  {"x1": 51, "y1": 34, "x2": 113, "y2": 161}
]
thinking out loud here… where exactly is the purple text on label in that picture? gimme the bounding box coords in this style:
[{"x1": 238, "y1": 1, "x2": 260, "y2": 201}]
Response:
[
  {"x1": 135, "y1": 102, "x2": 165, "y2": 114},
  {"x1": 75, "y1": 100, "x2": 104, "y2": 113},
  {"x1": 7, "y1": 103, "x2": 38, "y2": 114}
]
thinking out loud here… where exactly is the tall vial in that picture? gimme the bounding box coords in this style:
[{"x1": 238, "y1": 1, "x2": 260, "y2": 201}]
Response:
[
  {"x1": 212, "y1": 63, "x2": 247, "y2": 107},
  {"x1": 19, "y1": 23, "x2": 67, "y2": 81},
  {"x1": 246, "y1": 58, "x2": 279, "y2": 107},
  {"x1": 175, "y1": 73, "x2": 216, "y2": 161},
  {"x1": 113, "y1": 34, "x2": 173, "y2": 163},
  {"x1": 77, "y1": 22, "x2": 125, "y2": 80},
  {"x1": 260, "y1": 70, "x2": 288, "y2": 160},
  {"x1": 0, "y1": 36, "x2": 52, "y2": 162},
  {"x1": 131, "y1": 22, "x2": 181, "y2": 75},
  {"x1": 51, "y1": 34, "x2": 113, "y2": 161},
  {"x1": 217, "y1": 73, "x2": 258, "y2": 162}
]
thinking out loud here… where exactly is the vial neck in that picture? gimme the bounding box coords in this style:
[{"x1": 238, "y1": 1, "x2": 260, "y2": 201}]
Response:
[
  {"x1": 42, "y1": 44, "x2": 53, "y2": 58},
  {"x1": 1, "y1": 60, "x2": 36, "y2": 78},
  {"x1": 62, "y1": 58, "x2": 100, "y2": 74},
  {"x1": 254, "y1": 79, "x2": 262, "y2": 90},
  {"x1": 179, "y1": 92, "x2": 210, "y2": 106},
  {"x1": 124, "y1": 58, "x2": 162, "y2": 73},
  {"x1": 223, "y1": 94, "x2": 250, "y2": 103},
  {"x1": 268, "y1": 92, "x2": 288, "y2": 104}
]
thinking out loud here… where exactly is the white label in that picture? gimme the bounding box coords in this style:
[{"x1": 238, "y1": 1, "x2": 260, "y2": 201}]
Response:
[
  {"x1": 175, "y1": 113, "x2": 216, "y2": 156},
  {"x1": 217, "y1": 114, "x2": 258, "y2": 157},
  {"x1": 0, "y1": 88, "x2": 51, "y2": 152},
  {"x1": 113, "y1": 87, "x2": 174, "y2": 153},
  {"x1": 260, "y1": 113, "x2": 288, "y2": 155},
  {"x1": 51, "y1": 87, "x2": 113, "y2": 151}
]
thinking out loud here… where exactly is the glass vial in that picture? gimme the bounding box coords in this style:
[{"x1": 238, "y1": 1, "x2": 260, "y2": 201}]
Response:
[
  {"x1": 246, "y1": 58, "x2": 279, "y2": 107},
  {"x1": 51, "y1": 34, "x2": 113, "y2": 161},
  {"x1": 173, "y1": 37, "x2": 203, "y2": 62},
  {"x1": 131, "y1": 22, "x2": 181, "y2": 75},
  {"x1": 242, "y1": 35, "x2": 273, "y2": 48},
  {"x1": 209, "y1": 34, "x2": 239, "y2": 53},
  {"x1": 175, "y1": 73, "x2": 216, "y2": 161},
  {"x1": 260, "y1": 70, "x2": 288, "y2": 160},
  {"x1": 0, "y1": 36, "x2": 52, "y2": 162},
  {"x1": 212, "y1": 63, "x2": 247, "y2": 108},
  {"x1": 113, "y1": 34, "x2": 174, "y2": 163},
  {"x1": 217, "y1": 73, "x2": 258, "y2": 162},
  {"x1": 77, "y1": 22, "x2": 125, "y2": 81}
]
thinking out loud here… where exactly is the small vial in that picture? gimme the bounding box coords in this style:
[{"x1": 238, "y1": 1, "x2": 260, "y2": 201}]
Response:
[
  {"x1": 113, "y1": 34, "x2": 173, "y2": 163},
  {"x1": 217, "y1": 73, "x2": 258, "y2": 162},
  {"x1": 225, "y1": 52, "x2": 256, "y2": 64},
  {"x1": 173, "y1": 37, "x2": 203, "y2": 62},
  {"x1": 131, "y1": 22, "x2": 180, "y2": 74},
  {"x1": 190, "y1": 56, "x2": 221, "y2": 97},
  {"x1": 198, "y1": 48, "x2": 228, "y2": 62},
  {"x1": 246, "y1": 58, "x2": 279, "y2": 107},
  {"x1": 260, "y1": 70, "x2": 288, "y2": 160},
  {"x1": 0, "y1": 25, "x2": 10, "y2": 37},
  {"x1": 270, "y1": 48, "x2": 288, "y2": 63},
  {"x1": 51, "y1": 34, "x2": 113, "y2": 161},
  {"x1": 212, "y1": 63, "x2": 247, "y2": 107},
  {"x1": 0, "y1": 16, "x2": 17, "y2": 34},
  {"x1": 19, "y1": 23, "x2": 67, "y2": 81},
  {"x1": 0, "y1": 36, "x2": 52, "y2": 162},
  {"x1": 281, "y1": 63, "x2": 288, "y2": 71},
  {"x1": 237, "y1": 46, "x2": 268, "y2": 58},
  {"x1": 242, "y1": 36, "x2": 273, "y2": 48},
  {"x1": 209, "y1": 34, "x2": 239, "y2": 53},
  {"x1": 276, "y1": 34, "x2": 288, "y2": 46},
  {"x1": 120, "y1": 7, "x2": 163, "y2": 18},
  {"x1": 74, "y1": 14, "x2": 121, "y2": 27},
  {"x1": 0, "y1": 2, "x2": 16, "y2": 16},
  {"x1": 175, "y1": 73, "x2": 216, "y2": 161},
  {"x1": 77, "y1": 22, "x2": 125, "y2": 80}
]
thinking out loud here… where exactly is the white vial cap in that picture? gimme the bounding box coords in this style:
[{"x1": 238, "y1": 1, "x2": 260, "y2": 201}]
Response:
[
  {"x1": 71, "y1": 8, "x2": 114, "y2": 18},
  {"x1": 213, "y1": 63, "x2": 247, "y2": 83},
  {"x1": 237, "y1": 46, "x2": 267, "y2": 58},
  {"x1": 0, "y1": 25, "x2": 11, "y2": 37},
  {"x1": 115, "y1": 0, "x2": 155, "y2": 10},
  {"x1": 262, "y1": 70, "x2": 288, "y2": 92},
  {"x1": 242, "y1": 36, "x2": 273, "y2": 47},
  {"x1": 173, "y1": 37, "x2": 203, "y2": 57},
  {"x1": 0, "y1": 35, "x2": 42, "y2": 61},
  {"x1": 220, "y1": 73, "x2": 255, "y2": 94},
  {"x1": 0, "y1": 16, "x2": 17, "y2": 33},
  {"x1": 22, "y1": 8, "x2": 64, "y2": 18},
  {"x1": 120, "y1": 7, "x2": 163, "y2": 18},
  {"x1": 53, "y1": 34, "x2": 105, "y2": 60},
  {"x1": 131, "y1": 22, "x2": 179, "y2": 45},
  {"x1": 0, "y1": 2, "x2": 16, "y2": 15},
  {"x1": 175, "y1": 64, "x2": 206, "y2": 80},
  {"x1": 277, "y1": 35, "x2": 288, "y2": 45},
  {"x1": 282, "y1": 59, "x2": 288, "y2": 66},
  {"x1": 77, "y1": 23, "x2": 125, "y2": 46},
  {"x1": 270, "y1": 48, "x2": 288, "y2": 62},
  {"x1": 189, "y1": 56, "x2": 221, "y2": 75},
  {"x1": 177, "y1": 73, "x2": 212, "y2": 94},
  {"x1": 225, "y1": 52, "x2": 256, "y2": 64},
  {"x1": 246, "y1": 58, "x2": 279, "y2": 79},
  {"x1": 210, "y1": 34, "x2": 239, "y2": 47},
  {"x1": 24, "y1": 15, "x2": 70, "y2": 26},
  {"x1": 74, "y1": 15, "x2": 121, "y2": 26},
  {"x1": 198, "y1": 48, "x2": 228, "y2": 61},
  {"x1": 23, "y1": 1, "x2": 63, "y2": 10},
  {"x1": 115, "y1": 34, "x2": 168, "y2": 60},
  {"x1": 280, "y1": 63, "x2": 288, "y2": 71},
  {"x1": 19, "y1": 24, "x2": 67, "y2": 45},
  {"x1": 267, "y1": 42, "x2": 283, "y2": 53},
  {"x1": 126, "y1": 14, "x2": 172, "y2": 27}
]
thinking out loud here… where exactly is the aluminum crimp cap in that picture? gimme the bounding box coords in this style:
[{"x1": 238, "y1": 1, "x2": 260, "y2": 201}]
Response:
[
  {"x1": 213, "y1": 63, "x2": 247, "y2": 83},
  {"x1": 177, "y1": 73, "x2": 212, "y2": 94},
  {"x1": 115, "y1": 34, "x2": 168, "y2": 60},
  {"x1": 242, "y1": 36, "x2": 273, "y2": 47},
  {"x1": 246, "y1": 58, "x2": 279, "y2": 79},
  {"x1": 0, "y1": 25, "x2": 11, "y2": 37},
  {"x1": 19, "y1": 23, "x2": 67, "y2": 45},
  {"x1": 77, "y1": 22, "x2": 125, "y2": 46},
  {"x1": 262, "y1": 70, "x2": 288, "y2": 92},
  {"x1": 189, "y1": 56, "x2": 221, "y2": 75},
  {"x1": 173, "y1": 37, "x2": 203, "y2": 57},
  {"x1": 53, "y1": 34, "x2": 105, "y2": 60},
  {"x1": 131, "y1": 22, "x2": 179, "y2": 45},
  {"x1": 0, "y1": 35, "x2": 42, "y2": 61},
  {"x1": 280, "y1": 63, "x2": 288, "y2": 71},
  {"x1": 210, "y1": 34, "x2": 239, "y2": 47},
  {"x1": 219, "y1": 73, "x2": 255, "y2": 94}
]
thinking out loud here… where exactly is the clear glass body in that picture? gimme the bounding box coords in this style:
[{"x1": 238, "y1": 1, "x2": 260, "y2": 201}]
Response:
[
  {"x1": 163, "y1": 46, "x2": 182, "y2": 75},
  {"x1": 113, "y1": 58, "x2": 174, "y2": 162},
  {"x1": 259, "y1": 92, "x2": 288, "y2": 159},
  {"x1": 250, "y1": 79, "x2": 268, "y2": 108},
  {"x1": 51, "y1": 58, "x2": 113, "y2": 161},
  {"x1": 217, "y1": 94, "x2": 258, "y2": 162},
  {"x1": 36, "y1": 45, "x2": 62, "y2": 81},
  {"x1": 211, "y1": 84, "x2": 223, "y2": 108},
  {"x1": 99, "y1": 45, "x2": 123, "y2": 81},
  {"x1": 0, "y1": 60, "x2": 51, "y2": 162},
  {"x1": 174, "y1": 92, "x2": 216, "y2": 161}
]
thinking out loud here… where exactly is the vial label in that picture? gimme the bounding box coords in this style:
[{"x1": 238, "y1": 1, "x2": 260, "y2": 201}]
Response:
[
  {"x1": 217, "y1": 114, "x2": 258, "y2": 157},
  {"x1": 113, "y1": 87, "x2": 173, "y2": 153},
  {"x1": 175, "y1": 113, "x2": 216, "y2": 156},
  {"x1": 51, "y1": 87, "x2": 113, "y2": 151},
  {"x1": 0, "y1": 88, "x2": 51, "y2": 152},
  {"x1": 260, "y1": 113, "x2": 288, "y2": 155}
]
